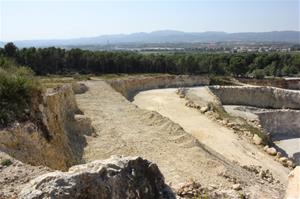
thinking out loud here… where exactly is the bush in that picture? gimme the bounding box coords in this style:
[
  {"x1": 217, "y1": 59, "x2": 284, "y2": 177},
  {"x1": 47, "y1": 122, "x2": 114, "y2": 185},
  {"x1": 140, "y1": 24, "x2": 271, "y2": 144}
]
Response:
[
  {"x1": 0, "y1": 60, "x2": 41, "y2": 126},
  {"x1": 252, "y1": 69, "x2": 265, "y2": 79},
  {"x1": 209, "y1": 76, "x2": 236, "y2": 85},
  {"x1": 1, "y1": 159, "x2": 13, "y2": 166}
]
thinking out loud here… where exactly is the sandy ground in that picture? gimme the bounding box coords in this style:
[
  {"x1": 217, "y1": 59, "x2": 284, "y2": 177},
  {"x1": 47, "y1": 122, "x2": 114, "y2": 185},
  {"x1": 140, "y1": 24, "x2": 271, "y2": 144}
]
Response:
[
  {"x1": 75, "y1": 81, "x2": 287, "y2": 198},
  {"x1": 133, "y1": 87, "x2": 289, "y2": 183}
]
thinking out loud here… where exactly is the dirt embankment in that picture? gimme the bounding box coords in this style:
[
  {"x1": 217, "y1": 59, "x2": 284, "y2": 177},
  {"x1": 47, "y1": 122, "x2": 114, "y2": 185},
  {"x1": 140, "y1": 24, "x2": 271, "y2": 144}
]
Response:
[
  {"x1": 108, "y1": 75, "x2": 210, "y2": 100},
  {"x1": 237, "y1": 78, "x2": 300, "y2": 90},
  {"x1": 0, "y1": 85, "x2": 92, "y2": 170},
  {"x1": 210, "y1": 86, "x2": 300, "y2": 109}
]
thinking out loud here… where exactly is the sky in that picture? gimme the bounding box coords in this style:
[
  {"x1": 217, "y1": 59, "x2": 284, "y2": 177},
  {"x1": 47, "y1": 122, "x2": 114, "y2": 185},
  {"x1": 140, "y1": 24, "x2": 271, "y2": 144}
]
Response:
[{"x1": 0, "y1": 0, "x2": 299, "y2": 41}]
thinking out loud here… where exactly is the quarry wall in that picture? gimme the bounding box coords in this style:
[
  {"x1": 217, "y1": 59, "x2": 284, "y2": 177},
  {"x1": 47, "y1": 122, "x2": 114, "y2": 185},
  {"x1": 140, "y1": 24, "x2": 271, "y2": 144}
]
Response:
[
  {"x1": 258, "y1": 110, "x2": 300, "y2": 141},
  {"x1": 237, "y1": 78, "x2": 300, "y2": 90},
  {"x1": 209, "y1": 86, "x2": 300, "y2": 109},
  {"x1": 108, "y1": 75, "x2": 210, "y2": 100},
  {"x1": 0, "y1": 85, "x2": 91, "y2": 170}
]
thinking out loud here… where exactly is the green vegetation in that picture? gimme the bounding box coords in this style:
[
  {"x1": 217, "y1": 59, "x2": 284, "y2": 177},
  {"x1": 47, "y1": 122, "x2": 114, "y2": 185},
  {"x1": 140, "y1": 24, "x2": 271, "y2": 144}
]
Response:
[
  {"x1": 209, "y1": 76, "x2": 237, "y2": 86},
  {"x1": 0, "y1": 57, "x2": 41, "y2": 126},
  {"x1": 1, "y1": 159, "x2": 13, "y2": 166},
  {"x1": 1, "y1": 42, "x2": 300, "y2": 77}
]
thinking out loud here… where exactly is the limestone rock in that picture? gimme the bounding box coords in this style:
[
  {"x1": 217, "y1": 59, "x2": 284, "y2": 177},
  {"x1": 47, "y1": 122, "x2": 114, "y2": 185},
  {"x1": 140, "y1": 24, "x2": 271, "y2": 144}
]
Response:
[
  {"x1": 279, "y1": 157, "x2": 288, "y2": 164},
  {"x1": 74, "y1": 114, "x2": 94, "y2": 136},
  {"x1": 200, "y1": 106, "x2": 209, "y2": 113},
  {"x1": 266, "y1": 147, "x2": 277, "y2": 156},
  {"x1": 232, "y1": 183, "x2": 241, "y2": 191},
  {"x1": 252, "y1": 134, "x2": 262, "y2": 145},
  {"x1": 287, "y1": 160, "x2": 294, "y2": 168},
  {"x1": 72, "y1": 82, "x2": 89, "y2": 94},
  {"x1": 19, "y1": 156, "x2": 175, "y2": 199}
]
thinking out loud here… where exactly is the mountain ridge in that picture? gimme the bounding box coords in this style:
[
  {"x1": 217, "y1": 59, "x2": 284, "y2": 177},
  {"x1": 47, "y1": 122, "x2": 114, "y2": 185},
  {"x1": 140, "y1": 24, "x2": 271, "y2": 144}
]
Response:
[{"x1": 1, "y1": 30, "x2": 299, "y2": 47}]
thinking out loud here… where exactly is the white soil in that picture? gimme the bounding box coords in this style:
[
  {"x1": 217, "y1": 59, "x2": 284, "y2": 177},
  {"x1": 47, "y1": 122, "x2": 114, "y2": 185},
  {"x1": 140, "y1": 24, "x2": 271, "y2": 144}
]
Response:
[{"x1": 133, "y1": 87, "x2": 289, "y2": 183}]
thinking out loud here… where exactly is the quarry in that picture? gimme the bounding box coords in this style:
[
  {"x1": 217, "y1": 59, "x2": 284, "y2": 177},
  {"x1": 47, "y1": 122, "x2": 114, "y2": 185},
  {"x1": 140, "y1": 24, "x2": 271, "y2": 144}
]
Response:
[{"x1": 0, "y1": 75, "x2": 299, "y2": 199}]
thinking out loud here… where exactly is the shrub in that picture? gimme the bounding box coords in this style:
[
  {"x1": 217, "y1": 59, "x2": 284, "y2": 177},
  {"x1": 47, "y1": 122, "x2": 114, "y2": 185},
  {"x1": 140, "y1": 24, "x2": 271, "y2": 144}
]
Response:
[
  {"x1": 0, "y1": 60, "x2": 41, "y2": 126},
  {"x1": 1, "y1": 159, "x2": 13, "y2": 166},
  {"x1": 209, "y1": 76, "x2": 236, "y2": 86},
  {"x1": 252, "y1": 69, "x2": 265, "y2": 79}
]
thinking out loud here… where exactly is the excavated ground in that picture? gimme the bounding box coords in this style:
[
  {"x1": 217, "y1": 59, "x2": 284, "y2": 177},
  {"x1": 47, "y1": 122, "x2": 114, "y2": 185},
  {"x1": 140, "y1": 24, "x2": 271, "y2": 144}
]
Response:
[
  {"x1": 133, "y1": 88, "x2": 289, "y2": 181},
  {"x1": 1, "y1": 76, "x2": 297, "y2": 198},
  {"x1": 75, "y1": 80, "x2": 286, "y2": 198}
]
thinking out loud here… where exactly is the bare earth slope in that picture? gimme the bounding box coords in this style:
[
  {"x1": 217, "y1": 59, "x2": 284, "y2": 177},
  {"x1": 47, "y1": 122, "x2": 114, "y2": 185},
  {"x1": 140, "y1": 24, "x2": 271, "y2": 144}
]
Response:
[{"x1": 76, "y1": 80, "x2": 286, "y2": 198}]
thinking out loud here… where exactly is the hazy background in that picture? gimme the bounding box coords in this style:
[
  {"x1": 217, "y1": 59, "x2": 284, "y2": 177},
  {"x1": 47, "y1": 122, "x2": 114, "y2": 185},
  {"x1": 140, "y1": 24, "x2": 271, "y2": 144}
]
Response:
[{"x1": 0, "y1": 0, "x2": 299, "y2": 41}]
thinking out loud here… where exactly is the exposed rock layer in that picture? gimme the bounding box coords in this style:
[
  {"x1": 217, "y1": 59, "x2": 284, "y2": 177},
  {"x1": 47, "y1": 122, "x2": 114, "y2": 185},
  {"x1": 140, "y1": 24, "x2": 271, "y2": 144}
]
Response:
[
  {"x1": 209, "y1": 86, "x2": 300, "y2": 109},
  {"x1": 108, "y1": 75, "x2": 210, "y2": 100},
  {"x1": 258, "y1": 110, "x2": 300, "y2": 141},
  {"x1": 19, "y1": 156, "x2": 175, "y2": 199},
  {"x1": 237, "y1": 78, "x2": 300, "y2": 90},
  {"x1": 0, "y1": 85, "x2": 90, "y2": 170}
]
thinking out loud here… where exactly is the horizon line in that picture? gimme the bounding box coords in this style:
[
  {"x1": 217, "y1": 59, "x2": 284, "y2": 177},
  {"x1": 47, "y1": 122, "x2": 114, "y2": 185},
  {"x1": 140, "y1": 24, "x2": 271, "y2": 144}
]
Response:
[{"x1": 1, "y1": 29, "x2": 299, "y2": 43}]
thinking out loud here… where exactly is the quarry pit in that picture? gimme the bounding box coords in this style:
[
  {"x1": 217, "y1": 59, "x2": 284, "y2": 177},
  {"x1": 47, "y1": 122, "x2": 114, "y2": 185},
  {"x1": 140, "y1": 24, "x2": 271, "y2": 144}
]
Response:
[{"x1": 0, "y1": 75, "x2": 299, "y2": 198}]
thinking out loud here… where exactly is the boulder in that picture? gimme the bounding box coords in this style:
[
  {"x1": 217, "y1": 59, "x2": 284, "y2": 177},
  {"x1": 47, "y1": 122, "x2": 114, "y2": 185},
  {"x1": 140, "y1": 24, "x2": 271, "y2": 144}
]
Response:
[
  {"x1": 200, "y1": 106, "x2": 209, "y2": 113},
  {"x1": 72, "y1": 83, "x2": 89, "y2": 94},
  {"x1": 266, "y1": 147, "x2": 277, "y2": 156},
  {"x1": 279, "y1": 157, "x2": 288, "y2": 163},
  {"x1": 19, "y1": 156, "x2": 175, "y2": 199},
  {"x1": 252, "y1": 134, "x2": 262, "y2": 145},
  {"x1": 287, "y1": 160, "x2": 295, "y2": 168},
  {"x1": 232, "y1": 184, "x2": 241, "y2": 191}
]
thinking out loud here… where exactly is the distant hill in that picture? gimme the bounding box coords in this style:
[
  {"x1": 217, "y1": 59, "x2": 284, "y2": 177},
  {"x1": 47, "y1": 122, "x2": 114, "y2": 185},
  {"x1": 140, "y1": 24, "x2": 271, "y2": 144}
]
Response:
[{"x1": 1, "y1": 30, "x2": 299, "y2": 47}]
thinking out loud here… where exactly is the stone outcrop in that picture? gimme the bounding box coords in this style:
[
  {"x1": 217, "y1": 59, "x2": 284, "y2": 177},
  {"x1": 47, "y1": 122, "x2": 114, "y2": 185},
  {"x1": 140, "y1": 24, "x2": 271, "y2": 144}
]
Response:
[
  {"x1": 0, "y1": 85, "x2": 92, "y2": 170},
  {"x1": 19, "y1": 156, "x2": 175, "y2": 199},
  {"x1": 108, "y1": 75, "x2": 209, "y2": 100},
  {"x1": 209, "y1": 86, "x2": 300, "y2": 109}
]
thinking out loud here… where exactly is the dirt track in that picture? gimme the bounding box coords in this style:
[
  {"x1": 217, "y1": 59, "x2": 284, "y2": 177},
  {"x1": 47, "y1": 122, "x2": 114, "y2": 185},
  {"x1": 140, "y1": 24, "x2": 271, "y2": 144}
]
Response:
[{"x1": 75, "y1": 80, "x2": 287, "y2": 198}]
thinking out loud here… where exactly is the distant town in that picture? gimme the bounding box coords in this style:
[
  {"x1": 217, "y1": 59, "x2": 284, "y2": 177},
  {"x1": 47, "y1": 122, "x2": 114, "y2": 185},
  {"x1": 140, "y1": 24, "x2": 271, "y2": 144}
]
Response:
[{"x1": 64, "y1": 42, "x2": 300, "y2": 53}]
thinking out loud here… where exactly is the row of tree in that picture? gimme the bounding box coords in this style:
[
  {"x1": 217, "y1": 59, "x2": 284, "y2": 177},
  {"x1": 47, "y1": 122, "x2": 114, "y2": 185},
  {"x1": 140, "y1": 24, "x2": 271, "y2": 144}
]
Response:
[{"x1": 1, "y1": 42, "x2": 300, "y2": 77}]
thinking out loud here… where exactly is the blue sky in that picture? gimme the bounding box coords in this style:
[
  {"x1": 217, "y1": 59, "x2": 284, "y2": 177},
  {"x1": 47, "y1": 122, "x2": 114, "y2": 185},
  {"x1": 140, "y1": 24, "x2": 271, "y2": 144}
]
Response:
[{"x1": 0, "y1": 0, "x2": 299, "y2": 41}]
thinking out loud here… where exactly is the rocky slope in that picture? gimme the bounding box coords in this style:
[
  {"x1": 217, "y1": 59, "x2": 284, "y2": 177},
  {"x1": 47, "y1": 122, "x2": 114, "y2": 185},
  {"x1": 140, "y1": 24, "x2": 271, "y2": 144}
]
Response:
[{"x1": 0, "y1": 85, "x2": 92, "y2": 170}]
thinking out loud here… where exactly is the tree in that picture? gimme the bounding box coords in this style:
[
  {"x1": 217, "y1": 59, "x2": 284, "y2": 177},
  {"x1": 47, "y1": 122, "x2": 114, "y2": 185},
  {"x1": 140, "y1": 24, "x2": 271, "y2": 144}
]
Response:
[
  {"x1": 229, "y1": 56, "x2": 246, "y2": 76},
  {"x1": 4, "y1": 42, "x2": 17, "y2": 57}
]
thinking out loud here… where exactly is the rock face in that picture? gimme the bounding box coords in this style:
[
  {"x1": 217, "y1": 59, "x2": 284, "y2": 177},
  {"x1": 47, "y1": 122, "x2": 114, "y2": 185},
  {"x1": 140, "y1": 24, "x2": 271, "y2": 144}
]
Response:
[
  {"x1": 108, "y1": 75, "x2": 210, "y2": 100},
  {"x1": 0, "y1": 85, "x2": 92, "y2": 170},
  {"x1": 209, "y1": 86, "x2": 300, "y2": 109},
  {"x1": 258, "y1": 110, "x2": 300, "y2": 141},
  {"x1": 19, "y1": 156, "x2": 175, "y2": 199}
]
